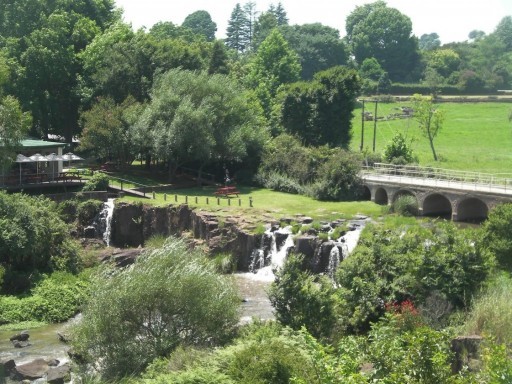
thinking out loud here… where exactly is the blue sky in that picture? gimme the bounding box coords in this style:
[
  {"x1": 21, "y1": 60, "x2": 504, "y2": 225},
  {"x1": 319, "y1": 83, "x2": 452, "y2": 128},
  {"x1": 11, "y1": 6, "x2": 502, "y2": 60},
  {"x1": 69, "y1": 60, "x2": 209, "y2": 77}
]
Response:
[{"x1": 114, "y1": 0, "x2": 512, "y2": 44}]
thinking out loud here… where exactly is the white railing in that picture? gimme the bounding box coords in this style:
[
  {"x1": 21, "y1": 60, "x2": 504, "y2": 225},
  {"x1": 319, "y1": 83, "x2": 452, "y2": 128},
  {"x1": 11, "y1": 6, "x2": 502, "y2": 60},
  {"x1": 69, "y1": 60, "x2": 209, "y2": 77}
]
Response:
[{"x1": 362, "y1": 163, "x2": 512, "y2": 194}]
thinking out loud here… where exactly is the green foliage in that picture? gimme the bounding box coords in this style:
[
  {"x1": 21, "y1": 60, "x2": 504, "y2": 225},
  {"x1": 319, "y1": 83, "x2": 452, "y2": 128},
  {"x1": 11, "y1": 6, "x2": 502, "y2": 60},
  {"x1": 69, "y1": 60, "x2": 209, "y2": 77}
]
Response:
[
  {"x1": 463, "y1": 274, "x2": 512, "y2": 345},
  {"x1": 182, "y1": 10, "x2": 217, "y2": 41},
  {"x1": 412, "y1": 94, "x2": 444, "y2": 161},
  {"x1": 481, "y1": 203, "x2": 512, "y2": 271},
  {"x1": 308, "y1": 149, "x2": 362, "y2": 201},
  {"x1": 0, "y1": 95, "x2": 31, "y2": 169},
  {"x1": 367, "y1": 314, "x2": 456, "y2": 383},
  {"x1": 345, "y1": 1, "x2": 419, "y2": 81},
  {"x1": 57, "y1": 199, "x2": 79, "y2": 223},
  {"x1": 0, "y1": 192, "x2": 80, "y2": 277},
  {"x1": 255, "y1": 171, "x2": 306, "y2": 195},
  {"x1": 383, "y1": 132, "x2": 416, "y2": 164},
  {"x1": 82, "y1": 172, "x2": 110, "y2": 192},
  {"x1": 275, "y1": 66, "x2": 361, "y2": 148},
  {"x1": 335, "y1": 222, "x2": 492, "y2": 333},
  {"x1": 212, "y1": 252, "x2": 237, "y2": 274},
  {"x1": 71, "y1": 237, "x2": 240, "y2": 378},
  {"x1": 76, "y1": 199, "x2": 103, "y2": 225},
  {"x1": 476, "y1": 343, "x2": 512, "y2": 384},
  {"x1": 269, "y1": 253, "x2": 338, "y2": 340},
  {"x1": 0, "y1": 271, "x2": 88, "y2": 324},
  {"x1": 390, "y1": 195, "x2": 419, "y2": 216}
]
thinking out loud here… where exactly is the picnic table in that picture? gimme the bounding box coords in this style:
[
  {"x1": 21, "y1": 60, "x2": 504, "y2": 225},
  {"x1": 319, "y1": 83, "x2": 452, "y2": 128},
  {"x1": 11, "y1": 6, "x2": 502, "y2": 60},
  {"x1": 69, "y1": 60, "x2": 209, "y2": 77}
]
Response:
[
  {"x1": 214, "y1": 186, "x2": 240, "y2": 197},
  {"x1": 55, "y1": 171, "x2": 82, "y2": 182}
]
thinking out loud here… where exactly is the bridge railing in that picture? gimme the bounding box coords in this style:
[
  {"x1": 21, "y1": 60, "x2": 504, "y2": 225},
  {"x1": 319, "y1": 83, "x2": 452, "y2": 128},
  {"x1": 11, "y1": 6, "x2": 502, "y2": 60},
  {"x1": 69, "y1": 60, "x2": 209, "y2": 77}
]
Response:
[{"x1": 362, "y1": 163, "x2": 512, "y2": 193}]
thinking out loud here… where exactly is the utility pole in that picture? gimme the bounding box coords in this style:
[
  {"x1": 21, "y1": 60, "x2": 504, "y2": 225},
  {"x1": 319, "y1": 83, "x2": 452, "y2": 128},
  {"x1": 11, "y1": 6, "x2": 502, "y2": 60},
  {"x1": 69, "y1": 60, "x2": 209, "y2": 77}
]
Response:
[
  {"x1": 372, "y1": 99, "x2": 378, "y2": 152},
  {"x1": 360, "y1": 99, "x2": 365, "y2": 152}
]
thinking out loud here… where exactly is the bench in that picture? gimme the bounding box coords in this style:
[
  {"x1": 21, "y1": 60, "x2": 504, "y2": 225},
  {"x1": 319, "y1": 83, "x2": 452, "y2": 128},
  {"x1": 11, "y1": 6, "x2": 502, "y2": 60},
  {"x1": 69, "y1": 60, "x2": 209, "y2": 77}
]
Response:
[{"x1": 214, "y1": 186, "x2": 240, "y2": 197}]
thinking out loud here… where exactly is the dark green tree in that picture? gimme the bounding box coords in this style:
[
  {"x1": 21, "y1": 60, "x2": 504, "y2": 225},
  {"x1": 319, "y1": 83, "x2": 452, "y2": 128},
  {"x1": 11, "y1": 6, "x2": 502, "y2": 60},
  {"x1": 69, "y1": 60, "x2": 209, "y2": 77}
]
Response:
[
  {"x1": 182, "y1": 10, "x2": 217, "y2": 41},
  {"x1": 247, "y1": 29, "x2": 301, "y2": 118},
  {"x1": 280, "y1": 23, "x2": 349, "y2": 80},
  {"x1": 482, "y1": 203, "x2": 512, "y2": 271},
  {"x1": 345, "y1": 0, "x2": 419, "y2": 81},
  {"x1": 272, "y1": 2, "x2": 289, "y2": 25},
  {"x1": 494, "y1": 16, "x2": 512, "y2": 51},
  {"x1": 0, "y1": 96, "x2": 31, "y2": 170},
  {"x1": 208, "y1": 40, "x2": 230, "y2": 75},
  {"x1": 225, "y1": 3, "x2": 249, "y2": 53}
]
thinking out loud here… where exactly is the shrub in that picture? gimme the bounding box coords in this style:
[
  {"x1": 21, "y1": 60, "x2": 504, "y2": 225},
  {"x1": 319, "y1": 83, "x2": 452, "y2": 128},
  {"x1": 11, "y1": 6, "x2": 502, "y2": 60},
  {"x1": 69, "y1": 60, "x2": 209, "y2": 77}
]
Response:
[
  {"x1": 77, "y1": 199, "x2": 103, "y2": 226},
  {"x1": 254, "y1": 171, "x2": 305, "y2": 194},
  {"x1": 269, "y1": 253, "x2": 339, "y2": 340},
  {"x1": 0, "y1": 272, "x2": 88, "y2": 324},
  {"x1": 308, "y1": 149, "x2": 363, "y2": 201},
  {"x1": 390, "y1": 195, "x2": 419, "y2": 216},
  {"x1": 383, "y1": 132, "x2": 416, "y2": 164},
  {"x1": 71, "y1": 237, "x2": 240, "y2": 378},
  {"x1": 82, "y1": 172, "x2": 110, "y2": 192},
  {"x1": 0, "y1": 192, "x2": 79, "y2": 279},
  {"x1": 463, "y1": 274, "x2": 512, "y2": 345},
  {"x1": 481, "y1": 203, "x2": 512, "y2": 271},
  {"x1": 57, "y1": 199, "x2": 79, "y2": 223}
]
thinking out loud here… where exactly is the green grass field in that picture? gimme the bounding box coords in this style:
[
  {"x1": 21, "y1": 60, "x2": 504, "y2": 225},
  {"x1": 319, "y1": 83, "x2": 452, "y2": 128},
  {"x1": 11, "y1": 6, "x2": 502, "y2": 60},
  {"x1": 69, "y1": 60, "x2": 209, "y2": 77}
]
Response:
[{"x1": 350, "y1": 101, "x2": 512, "y2": 175}]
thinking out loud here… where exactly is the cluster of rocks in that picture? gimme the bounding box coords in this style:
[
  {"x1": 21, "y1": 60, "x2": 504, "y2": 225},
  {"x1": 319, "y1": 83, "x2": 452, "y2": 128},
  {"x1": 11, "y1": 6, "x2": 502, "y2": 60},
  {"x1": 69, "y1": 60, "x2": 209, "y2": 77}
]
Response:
[{"x1": 1, "y1": 332, "x2": 70, "y2": 383}]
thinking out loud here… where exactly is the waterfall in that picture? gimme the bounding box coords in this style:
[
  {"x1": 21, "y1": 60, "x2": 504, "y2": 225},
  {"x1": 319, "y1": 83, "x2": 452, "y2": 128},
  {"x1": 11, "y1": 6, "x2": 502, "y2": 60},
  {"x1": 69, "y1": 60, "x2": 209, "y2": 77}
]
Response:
[
  {"x1": 247, "y1": 226, "x2": 294, "y2": 282},
  {"x1": 96, "y1": 198, "x2": 115, "y2": 246}
]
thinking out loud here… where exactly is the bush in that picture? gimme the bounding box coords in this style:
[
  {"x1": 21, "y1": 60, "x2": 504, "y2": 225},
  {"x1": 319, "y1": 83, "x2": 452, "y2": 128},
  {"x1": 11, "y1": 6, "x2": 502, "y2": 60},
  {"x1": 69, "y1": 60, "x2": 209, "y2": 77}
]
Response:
[
  {"x1": 0, "y1": 272, "x2": 89, "y2": 324},
  {"x1": 254, "y1": 171, "x2": 305, "y2": 194},
  {"x1": 0, "y1": 192, "x2": 80, "y2": 279},
  {"x1": 82, "y1": 172, "x2": 110, "y2": 192},
  {"x1": 269, "y1": 253, "x2": 339, "y2": 340},
  {"x1": 57, "y1": 199, "x2": 79, "y2": 223},
  {"x1": 383, "y1": 132, "x2": 416, "y2": 164},
  {"x1": 390, "y1": 195, "x2": 419, "y2": 216},
  {"x1": 335, "y1": 222, "x2": 492, "y2": 333},
  {"x1": 77, "y1": 199, "x2": 103, "y2": 226},
  {"x1": 70, "y1": 237, "x2": 240, "y2": 379},
  {"x1": 481, "y1": 203, "x2": 512, "y2": 271},
  {"x1": 463, "y1": 274, "x2": 512, "y2": 345},
  {"x1": 308, "y1": 149, "x2": 363, "y2": 201}
]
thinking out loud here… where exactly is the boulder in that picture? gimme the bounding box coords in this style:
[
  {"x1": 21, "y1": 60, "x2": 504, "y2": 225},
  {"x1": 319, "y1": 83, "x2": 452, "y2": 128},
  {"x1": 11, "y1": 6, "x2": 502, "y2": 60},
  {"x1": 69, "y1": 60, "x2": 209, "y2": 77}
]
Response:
[
  {"x1": 46, "y1": 363, "x2": 71, "y2": 384},
  {"x1": 451, "y1": 335, "x2": 483, "y2": 373},
  {"x1": 12, "y1": 340, "x2": 31, "y2": 348},
  {"x1": 299, "y1": 216, "x2": 313, "y2": 224},
  {"x1": 1, "y1": 359, "x2": 16, "y2": 378},
  {"x1": 13, "y1": 358, "x2": 49, "y2": 381},
  {"x1": 9, "y1": 331, "x2": 29, "y2": 342},
  {"x1": 82, "y1": 225, "x2": 97, "y2": 238}
]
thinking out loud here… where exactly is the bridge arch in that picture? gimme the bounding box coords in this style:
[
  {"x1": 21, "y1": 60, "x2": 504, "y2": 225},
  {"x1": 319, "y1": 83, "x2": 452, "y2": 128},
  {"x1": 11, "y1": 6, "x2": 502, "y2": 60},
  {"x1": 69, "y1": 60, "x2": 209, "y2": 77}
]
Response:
[
  {"x1": 456, "y1": 197, "x2": 489, "y2": 222},
  {"x1": 423, "y1": 193, "x2": 452, "y2": 219},
  {"x1": 392, "y1": 189, "x2": 416, "y2": 204},
  {"x1": 374, "y1": 187, "x2": 389, "y2": 205},
  {"x1": 360, "y1": 185, "x2": 372, "y2": 201}
]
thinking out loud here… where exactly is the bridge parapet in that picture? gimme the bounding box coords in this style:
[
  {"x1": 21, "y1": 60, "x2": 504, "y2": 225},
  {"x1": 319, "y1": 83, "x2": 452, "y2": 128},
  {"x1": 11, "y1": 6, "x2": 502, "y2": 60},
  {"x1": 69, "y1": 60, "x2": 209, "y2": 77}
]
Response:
[{"x1": 362, "y1": 164, "x2": 512, "y2": 222}]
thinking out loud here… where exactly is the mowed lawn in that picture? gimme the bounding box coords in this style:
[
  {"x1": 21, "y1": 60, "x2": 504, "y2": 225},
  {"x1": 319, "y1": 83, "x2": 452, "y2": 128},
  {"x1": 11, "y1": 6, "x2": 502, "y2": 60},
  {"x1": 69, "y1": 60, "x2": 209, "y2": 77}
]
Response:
[{"x1": 350, "y1": 101, "x2": 512, "y2": 175}]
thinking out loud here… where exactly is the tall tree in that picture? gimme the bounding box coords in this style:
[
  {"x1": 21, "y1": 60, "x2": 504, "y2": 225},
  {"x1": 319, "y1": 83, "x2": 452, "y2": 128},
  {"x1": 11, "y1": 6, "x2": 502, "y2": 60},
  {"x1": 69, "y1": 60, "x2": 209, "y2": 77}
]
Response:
[
  {"x1": 182, "y1": 10, "x2": 217, "y2": 41},
  {"x1": 225, "y1": 3, "x2": 249, "y2": 53},
  {"x1": 345, "y1": 1, "x2": 419, "y2": 81},
  {"x1": 247, "y1": 29, "x2": 301, "y2": 118},
  {"x1": 208, "y1": 40, "x2": 230, "y2": 75},
  {"x1": 243, "y1": 2, "x2": 258, "y2": 50},
  {"x1": 280, "y1": 23, "x2": 349, "y2": 80},
  {"x1": 275, "y1": 66, "x2": 360, "y2": 148},
  {"x1": 0, "y1": 96, "x2": 31, "y2": 171},
  {"x1": 412, "y1": 94, "x2": 444, "y2": 161},
  {"x1": 134, "y1": 69, "x2": 267, "y2": 181},
  {"x1": 272, "y1": 2, "x2": 289, "y2": 26}
]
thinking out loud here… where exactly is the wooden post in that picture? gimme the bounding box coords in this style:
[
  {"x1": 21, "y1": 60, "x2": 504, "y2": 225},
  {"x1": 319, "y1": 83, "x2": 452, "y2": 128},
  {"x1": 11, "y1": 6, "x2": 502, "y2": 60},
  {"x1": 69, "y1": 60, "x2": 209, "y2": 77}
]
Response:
[
  {"x1": 164, "y1": 193, "x2": 167, "y2": 201},
  {"x1": 152, "y1": 191, "x2": 155, "y2": 199},
  {"x1": 249, "y1": 197, "x2": 253, "y2": 207},
  {"x1": 206, "y1": 197, "x2": 209, "y2": 205},
  {"x1": 185, "y1": 195, "x2": 188, "y2": 204},
  {"x1": 195, "y1": 196, "x2": 198, "y2": 204},
  {"x1": 217, "y1": 197, "x2": 220, "y2": 205},
  {"x1": 228, "y1": 198, "x2": 231, "y2": 206},
  {"x1": 238, "y1": 199, "x2": 241, "y2": 206},
  {"x1": 360, "y1": 99, "x2": 365, "y2": 152},
  {"x1": 175, "y1": 194, "x2": 178, "y2": 202}
]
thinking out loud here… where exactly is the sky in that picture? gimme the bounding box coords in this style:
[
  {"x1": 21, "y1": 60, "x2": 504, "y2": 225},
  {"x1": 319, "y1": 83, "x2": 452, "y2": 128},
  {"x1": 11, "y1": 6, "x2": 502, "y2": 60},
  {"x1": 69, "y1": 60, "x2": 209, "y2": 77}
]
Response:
[{"x1": 114, "y1": 0, "x2": 512, "y2": 45}]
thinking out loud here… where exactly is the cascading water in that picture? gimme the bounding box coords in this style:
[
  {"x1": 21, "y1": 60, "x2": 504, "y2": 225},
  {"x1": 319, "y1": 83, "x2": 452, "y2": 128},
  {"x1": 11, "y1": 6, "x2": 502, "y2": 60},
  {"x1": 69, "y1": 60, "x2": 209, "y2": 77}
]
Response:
[
  {"x1": 95, "y1": 198, "x2": 115, "y2": 246},
  {"x1": 247, "y1": 226, "x2": 294, "y2": 282}
]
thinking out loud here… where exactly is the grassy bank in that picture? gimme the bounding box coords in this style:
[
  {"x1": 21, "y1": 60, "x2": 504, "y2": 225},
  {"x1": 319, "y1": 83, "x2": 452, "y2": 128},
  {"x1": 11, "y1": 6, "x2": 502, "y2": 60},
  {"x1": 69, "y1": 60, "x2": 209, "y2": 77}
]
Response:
[
  {"x1": 350, "y1": 101, "x2": 512, "y2": 174},
  {"x1": 122, "y1": 185, "x2": 383, "y2": 224}
]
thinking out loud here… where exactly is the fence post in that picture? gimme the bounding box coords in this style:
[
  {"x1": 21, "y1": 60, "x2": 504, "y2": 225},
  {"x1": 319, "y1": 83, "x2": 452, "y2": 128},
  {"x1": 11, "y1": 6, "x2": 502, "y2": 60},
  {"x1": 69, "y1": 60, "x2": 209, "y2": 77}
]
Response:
[
  {"x1": 175, "y1": 194, "x2": 178, "y2": 202},
  {"x1": 164, "y1": 193, "x2": 167, "y2": 201},
  {"x1": 152, "y1": 191, "x2": 155, "y2": 199},
  {"x1": 185, "y1": 195, "x2": 188, "y2": 204},
  {"x1": 228, "y1": 198, "x2": 231, "y2": 206},
  {"x1": 249, "y1": 197, "x2": 253, "y2": 207},
  {"x1": 217, "y1": 197, "x2": 220, "y2": 205},
  {"x1": 206, "y1": 197, "x2": 209, "y2": 205},
  {"x1": 239, "y1": 199, "x2": 241, "y2": 206},
  {"x1": 195, "y1": 196, "x2": 198, "y2": 204}
]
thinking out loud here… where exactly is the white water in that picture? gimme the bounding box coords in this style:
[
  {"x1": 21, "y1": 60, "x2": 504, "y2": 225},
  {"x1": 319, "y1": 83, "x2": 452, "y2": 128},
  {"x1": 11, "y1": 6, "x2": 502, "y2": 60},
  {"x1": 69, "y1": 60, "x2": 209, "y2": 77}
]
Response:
[
  {"x1": 100, "y1": 198, "x2": 115, "y2": 246},
  {"x1": 244, "y1": 226, "x2": 294, "y2": 282}
]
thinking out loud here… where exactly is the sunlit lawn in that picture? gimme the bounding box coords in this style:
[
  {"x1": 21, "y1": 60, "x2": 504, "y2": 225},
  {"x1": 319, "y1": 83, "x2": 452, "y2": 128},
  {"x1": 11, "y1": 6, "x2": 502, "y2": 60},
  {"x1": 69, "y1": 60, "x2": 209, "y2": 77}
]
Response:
[
  {"x1": 121, "y1": 185, "x2": 384, "y2": 224},
  {"x1": 351, "y1": 101, "x2": 512, "y2": 175}
]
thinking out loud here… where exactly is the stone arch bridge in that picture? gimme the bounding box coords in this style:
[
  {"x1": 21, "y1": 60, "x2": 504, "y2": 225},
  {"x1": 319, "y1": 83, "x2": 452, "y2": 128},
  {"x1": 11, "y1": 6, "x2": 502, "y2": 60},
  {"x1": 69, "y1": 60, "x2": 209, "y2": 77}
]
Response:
[{"x1": 361, "y1": 164, "x2": 512, "y2": 222}]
